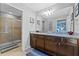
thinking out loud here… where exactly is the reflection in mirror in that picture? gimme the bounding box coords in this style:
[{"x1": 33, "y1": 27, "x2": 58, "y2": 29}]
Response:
[
  {"x1": 56, "y1": 20, "x2": 66, "y2": 32},
  {"x1": 37, "y1": 3, "x2": 74, "y2": 33}
]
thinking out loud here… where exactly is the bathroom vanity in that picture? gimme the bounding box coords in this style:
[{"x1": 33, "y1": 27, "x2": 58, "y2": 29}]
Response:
[{"x1": 30, "y1": 32, "x2": 79, "y2": 56}]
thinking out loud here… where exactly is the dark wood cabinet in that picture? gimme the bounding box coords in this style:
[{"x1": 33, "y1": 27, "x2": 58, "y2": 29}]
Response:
[
  {"x1": 30, "y1": 34, "x2": 78, "y2": 56},
  {"x1": 36, "y1": 35, "x2": 45, "y2": 50}
]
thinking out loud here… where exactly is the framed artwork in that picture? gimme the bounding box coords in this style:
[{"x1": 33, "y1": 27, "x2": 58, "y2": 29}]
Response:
[
  {"x1": 30, "y1": 17, "x2": 34, "y2": 23},
  {"x1": 74, "y1": 3, "x2": 79, "y2": 17},
  {"x1": 37, "y1": 20, "x2": 40, "y2": 25}
]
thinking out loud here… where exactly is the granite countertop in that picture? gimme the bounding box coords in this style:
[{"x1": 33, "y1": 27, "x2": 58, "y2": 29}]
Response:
[{"x1": 30, "y1": 32, "x2": 79, "y2": 39}]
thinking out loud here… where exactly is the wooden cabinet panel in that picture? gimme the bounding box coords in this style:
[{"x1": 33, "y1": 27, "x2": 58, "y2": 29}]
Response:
[
  {"x1": 58, "y1": 46, "x2": 74, "y2": 56},
  {"x1": 31, "y1": 38, "x2": 36, "y2": 48},
  {"x1": 30, "y1": 34, "x2": 37, "y2": 48},
  {"x1": 36, "y1": 35, "x2": 44, "y2": 50},
  {"x1": 45, "y1": 39, "x2": 57, "y2": 52},
  {"x1": 63, "y1": 46, "x2": 74, "y2": 56}
]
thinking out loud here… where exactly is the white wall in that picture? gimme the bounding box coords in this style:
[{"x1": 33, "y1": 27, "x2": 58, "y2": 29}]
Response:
[{"x1": 22, "y1": 8, "x2": 36, "y2": 53}]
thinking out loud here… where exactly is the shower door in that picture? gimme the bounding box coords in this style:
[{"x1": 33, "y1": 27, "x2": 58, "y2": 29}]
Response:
[
  {"x1": 0, "y1": 13, "x2": 21, "y2": 51},
  {"x1": 7, "y1": 17, "x2": 22, "y2": 43}
]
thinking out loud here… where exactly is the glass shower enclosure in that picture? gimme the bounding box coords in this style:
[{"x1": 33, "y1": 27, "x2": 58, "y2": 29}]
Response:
[{"x1": 0, "y1": 3, "x2": 22, "y2": 53}]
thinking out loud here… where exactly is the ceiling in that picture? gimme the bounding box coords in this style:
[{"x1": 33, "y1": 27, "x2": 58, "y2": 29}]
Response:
[{"x1": 24, "y1": 3, "x2": 56, "y2": 12}]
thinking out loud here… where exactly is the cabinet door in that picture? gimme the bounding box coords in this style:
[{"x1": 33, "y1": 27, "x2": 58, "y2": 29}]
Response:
[
  {"x1": 60, "y1": 45, "x2": 74, "y2": 56},
  {"x1": 30, "y1": 34, "x2": 37, "y2": 48},
  {"x1": 36, "y1": 35, "x2": 44, "y2": 50},
  {"x1": 56, "y1": 37, "x2": 74, "y2": 56},
  {"x1": 45, "y1": 36, "x2": 57, "y2": 54},
  {"x1": 45, "y1": 39, "x2": 57, "y2": 52}
]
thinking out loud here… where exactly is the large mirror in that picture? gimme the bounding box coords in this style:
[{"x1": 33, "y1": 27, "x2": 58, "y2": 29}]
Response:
[{"x1": 37, "y1": 3, "x2": 75, "y2": 33}]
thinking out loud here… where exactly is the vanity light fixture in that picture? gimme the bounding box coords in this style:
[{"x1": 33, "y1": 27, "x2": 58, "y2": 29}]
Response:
[{"x1": 41, "y1": 8, "x2": 55, "y2": 16}]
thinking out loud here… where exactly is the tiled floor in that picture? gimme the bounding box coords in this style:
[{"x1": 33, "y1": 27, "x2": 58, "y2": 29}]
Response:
[
  {"x1": 0, "y1": 47, "x2": 48, "y2": 56},
  {"x1": 0, "y1": 46, "x2": 24, "y2": 56}
]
